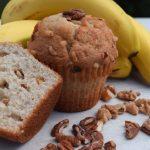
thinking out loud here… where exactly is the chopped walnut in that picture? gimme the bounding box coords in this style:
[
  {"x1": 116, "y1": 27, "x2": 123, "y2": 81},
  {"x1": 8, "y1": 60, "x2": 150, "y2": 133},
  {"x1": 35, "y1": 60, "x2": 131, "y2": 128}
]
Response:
[
  {"x1": 125, "y1": 121, "x2": 140, "y2": 139},
  {"x1": 0, "y1": 51, "x2": 8, "y2": 57},
  {"x1": 36, "y1": 76, "x2": 45, "y2": 85},
  {"x1": 135, "y1": 99, "x2": 150, "y2": 115},
  {"x1": 125, "y1": 102, "x2": 139, "y2": 115},
  {"x1": 21, "y1": 84, "x2": 30, "y2": 91},
  {"x1": 104, "y1": 140, "x2": 116, "y2": 150},
  {"x1": 14, "y1": 68, "x2": 24, "y2": 79},
  {"x1": 101, "y1": 85, "x2": 116, "y2": 102},
  {"x1": 0, "y1": 79, "x2": 8, "y2": 89},
  {"x1": 2, "y1": 98, "x2": 9, "y2": 106},
  {"x1": 41, "y1": 143, "x2": 57, "y2": 150},
  {"x1": 57, "y1": 140, "x2": 73, "y2": 150},
  {"x1": 141, "y1": 119, "x2": 150, "y2": 135},
  {"x1": 114, "y1": 103, "x2": 126, "y2": 115},
  {"x1": 117, "y1": 90, "x2": 140, "y2": 101},
  {"x1": 96, "y1": 108, "x2": 112, "y2": 123},
  {"x1": 102, "y1": 105, "x2": 118, "y2": 119}
]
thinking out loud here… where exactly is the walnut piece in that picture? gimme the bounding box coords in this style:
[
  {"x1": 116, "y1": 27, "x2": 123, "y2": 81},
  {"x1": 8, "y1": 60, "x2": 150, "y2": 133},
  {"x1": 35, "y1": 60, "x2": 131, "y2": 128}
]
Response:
[
  {"x1": 0, "y1": 79, "x2": 8, "y2": 89},
  {"x1": 21, "y1": 84, "x2": 30, "y2": 91},
  {"x1": 102, "y1": 105, "x2": 118, "y2": 119},
  {"x1": 36, "y1": 76, "x2": 45, "y2": 85},
  {"x1": 125, "y1": 102, "x2": 139, "y2": 115},
  {"x1": 14, "y1": 68, "x2": 24, "y2": 79},
  {"x1": 101, "y1": 85, "x2": 116, "y2": 102},
  {"x1": 96, "y1": 108, "x2": 112, "y2": 123},
  {"x1": 141, "y1": 119, "x2": 150, "y2": 135},
  {"x1": 125, "y1": 121, "x2": 140, "y2": 139},
  {"x1": 117, "y1": 90, "x2": 140, "y2": 101},
  {"x1": 0, "y1": 51, "x2": 8, "y2": 57},
  {"x1": 135, "y1": 99, "x2": 150, "y2": 115},
  {"x1": 2, "y1": 98, "x2": 9, "y2": 106},
  {"x1": 114, "y1": 103, "x2": 126, "y2": 115},
  {"x1": 104, "y1": 140, "x2": 116, "y2": 150}
]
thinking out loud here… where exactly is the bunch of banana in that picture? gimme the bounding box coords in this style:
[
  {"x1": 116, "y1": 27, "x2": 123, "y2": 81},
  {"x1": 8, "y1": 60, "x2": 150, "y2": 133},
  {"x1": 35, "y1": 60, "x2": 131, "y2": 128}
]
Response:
[{"x1": 1, "y1": 0, "x2": 150, "y2": 84}]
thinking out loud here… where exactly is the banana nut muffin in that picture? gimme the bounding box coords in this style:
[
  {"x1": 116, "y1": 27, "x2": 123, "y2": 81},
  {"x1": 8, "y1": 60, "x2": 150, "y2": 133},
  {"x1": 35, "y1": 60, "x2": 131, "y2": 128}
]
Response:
[{"x1": 28, "y1": 9, "x2": 118, "y2": 112}]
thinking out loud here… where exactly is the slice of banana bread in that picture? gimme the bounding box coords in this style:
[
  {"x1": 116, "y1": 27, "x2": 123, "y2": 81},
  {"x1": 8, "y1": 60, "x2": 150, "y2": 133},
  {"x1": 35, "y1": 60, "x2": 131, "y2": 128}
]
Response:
[{"x1": 0, "y1": 43, "x2": 62, "y2": 143}]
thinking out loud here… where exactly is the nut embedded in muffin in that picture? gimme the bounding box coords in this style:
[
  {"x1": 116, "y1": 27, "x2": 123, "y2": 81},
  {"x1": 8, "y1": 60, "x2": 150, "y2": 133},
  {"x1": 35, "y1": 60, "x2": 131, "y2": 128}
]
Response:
[{"x1": 28, "y1": 9, "x2": 118, "y2": 112}]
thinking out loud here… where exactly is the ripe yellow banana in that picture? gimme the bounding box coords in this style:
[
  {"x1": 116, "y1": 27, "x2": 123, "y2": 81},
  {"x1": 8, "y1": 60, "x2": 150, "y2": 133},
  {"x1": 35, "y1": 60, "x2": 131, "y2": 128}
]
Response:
[
  {"x1": 0, "y1": 20, "x2": 38, "y2": 47},
  {"x1": 128, "y1": 16, "x2": 150, "y2": 84},
  {"x1": 2, "y1": 0, "x2": 140, "y2": 58},
  {"x1": 111, "y1": 57, "x2": 132, "y2": 78}
]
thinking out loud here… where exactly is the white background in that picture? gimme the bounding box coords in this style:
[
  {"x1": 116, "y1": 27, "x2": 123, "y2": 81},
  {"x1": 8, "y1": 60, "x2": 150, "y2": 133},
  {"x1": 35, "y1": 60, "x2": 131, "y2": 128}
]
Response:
[{"x1": 0, "y1": 19, "x2": 150, "y2": 150}]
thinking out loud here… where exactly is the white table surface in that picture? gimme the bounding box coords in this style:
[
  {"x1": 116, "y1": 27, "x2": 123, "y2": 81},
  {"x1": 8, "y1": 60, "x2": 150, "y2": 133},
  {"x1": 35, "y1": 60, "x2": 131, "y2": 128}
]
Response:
[{"x1": 0, "y1": 18, "x2": 150, "y2": 150}]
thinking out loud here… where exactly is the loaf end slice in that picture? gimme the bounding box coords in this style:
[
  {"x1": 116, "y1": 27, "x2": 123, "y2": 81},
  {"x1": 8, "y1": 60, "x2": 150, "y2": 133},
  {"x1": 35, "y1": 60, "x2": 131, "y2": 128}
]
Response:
[{"x1": 0, "y1": 43, "x2": 62, "y2": 143}]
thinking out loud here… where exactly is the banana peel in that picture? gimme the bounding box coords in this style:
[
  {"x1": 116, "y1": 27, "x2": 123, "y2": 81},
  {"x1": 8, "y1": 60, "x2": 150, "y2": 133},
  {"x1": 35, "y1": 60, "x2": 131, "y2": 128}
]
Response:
[
  {"x1": 0, "y1": 20, "x2": 39, "y2": 47},
  {"x1": 111, "y1": 57, "x2": 132, "y2": 78},
  {"x1": 128, "y1": 16, "x2": 150, "y2": 84}
]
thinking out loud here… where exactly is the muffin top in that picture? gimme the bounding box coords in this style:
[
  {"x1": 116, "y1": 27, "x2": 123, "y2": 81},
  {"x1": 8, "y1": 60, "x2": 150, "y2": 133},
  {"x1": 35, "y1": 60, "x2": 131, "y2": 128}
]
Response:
[{"x1": 28, "y1": 9, "x2": 118, "y2": 68}]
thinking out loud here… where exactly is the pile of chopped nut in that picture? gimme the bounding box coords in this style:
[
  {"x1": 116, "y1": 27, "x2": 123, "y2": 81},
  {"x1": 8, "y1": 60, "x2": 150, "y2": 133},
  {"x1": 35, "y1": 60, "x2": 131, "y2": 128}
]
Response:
[{"x1": 41, "y1": 85, "x2": 150, "y2": 150}]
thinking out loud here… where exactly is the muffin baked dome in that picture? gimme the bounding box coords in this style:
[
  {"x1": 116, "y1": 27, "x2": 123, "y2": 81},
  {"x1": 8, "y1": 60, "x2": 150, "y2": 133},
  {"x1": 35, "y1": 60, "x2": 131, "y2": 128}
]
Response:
[
  {"x1": 29, "y1": 10, "x2": 118, "y2": 69},
  {"x1": 28, "y1": 9, "x2": 118, "y2": 112}
]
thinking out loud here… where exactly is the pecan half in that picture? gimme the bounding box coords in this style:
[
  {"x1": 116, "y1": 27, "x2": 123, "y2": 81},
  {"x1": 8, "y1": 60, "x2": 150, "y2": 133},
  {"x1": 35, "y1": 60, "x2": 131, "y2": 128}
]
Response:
[
  {"x1": 114, "y1": 103, "x2": 126, "y2": 115},
  {"x1": 51, "y1": 119, "x2": 69, "y2": 137},
  {"x1": 57, "y1": 140, "x2": 73, "y2": 150},
  {"x1": 63, "y1": 9, "x2": 86, "y2": 21},
  {"x1": 96, "y1": 108, "x2": 112, "y2": 123},
  {"x1": 41, "y1": 143, "x2": 57, "y2": 150},
  {"x1": 125, "y1": 121, "x2": 140, "y2": 139},
  {"x1": 102, "y1": 105, "x2": 118, "y2": 119},
  {"x1": 79, "y1": 117, "x2": 98, "y2": 131},
  {"x1": 91, "y1": 131, "x2": 103, "y2": 143},
  {"x1": 104, "y1": 140, "x2": 116, "y2": 150},
  {"x1": 141, "y1": 119, "x2": 150, "y2": 135},
  {"x1": 125, "y1": 102, "x2": 139, "y2": 115},
  {"x1": 72, "y1": 124, "x2": 86, "y2": 144},
  {"x1": 117, "y1": 90, "x2": 140, "y2": 101},
  {"x1": 56, "y1": 134, "x2": 81, "y2": 147},
  {"x1": 101, "y1": 85, "x2": 116, "y2": 102},
  {"x1": 135, "y1": 99, "x2": 150, "y2": 115}
]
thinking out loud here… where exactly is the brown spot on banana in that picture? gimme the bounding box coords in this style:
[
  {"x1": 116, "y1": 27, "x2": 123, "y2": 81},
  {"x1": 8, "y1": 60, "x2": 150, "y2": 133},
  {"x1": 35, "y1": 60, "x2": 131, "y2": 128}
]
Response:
[{"x1": 128, "y1": 51, "x2": 139, "y2": 59}]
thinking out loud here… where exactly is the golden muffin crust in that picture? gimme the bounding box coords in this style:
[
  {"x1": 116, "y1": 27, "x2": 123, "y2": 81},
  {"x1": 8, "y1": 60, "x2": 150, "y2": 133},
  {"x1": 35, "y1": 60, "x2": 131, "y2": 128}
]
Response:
[{"x1": 28, "y1": 10, "x2": 118, "y2": 68}]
